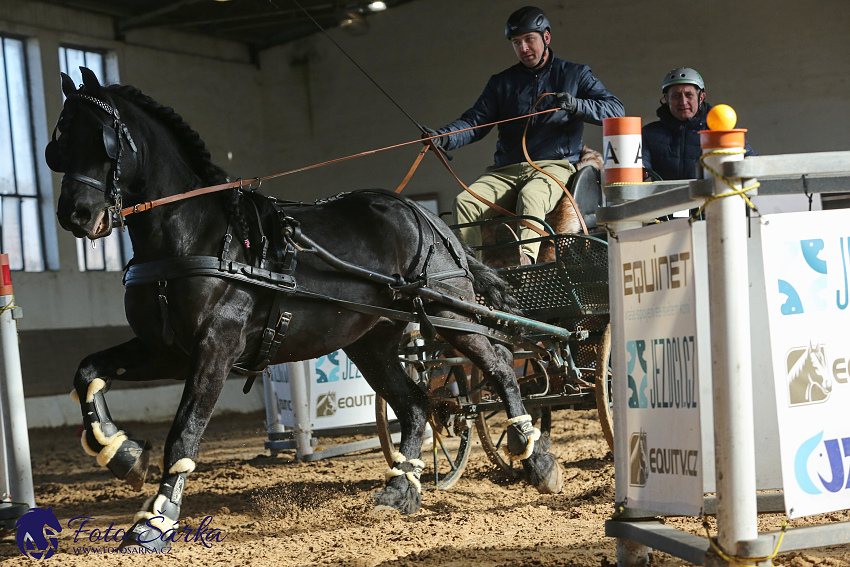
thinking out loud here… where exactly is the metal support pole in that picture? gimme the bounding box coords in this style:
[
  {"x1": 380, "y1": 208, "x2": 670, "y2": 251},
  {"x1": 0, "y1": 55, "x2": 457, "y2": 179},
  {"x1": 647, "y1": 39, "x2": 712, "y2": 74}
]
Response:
[
  {"x1": 288, "y1": 360, "x2": 314, "y2": 460},
  {"x1": 0, "y1": 256, "x2": 34, "y2": 509},
  {"x1": 703, "y1": 148, "x2": 761, "y2": 563}
]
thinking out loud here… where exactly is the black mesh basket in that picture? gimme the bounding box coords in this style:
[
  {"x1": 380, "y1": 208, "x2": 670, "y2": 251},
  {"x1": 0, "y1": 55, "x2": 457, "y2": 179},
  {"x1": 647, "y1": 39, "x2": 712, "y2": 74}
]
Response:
[{"x1": 497, "y1": 234, "x2": 608, "y2": 321}]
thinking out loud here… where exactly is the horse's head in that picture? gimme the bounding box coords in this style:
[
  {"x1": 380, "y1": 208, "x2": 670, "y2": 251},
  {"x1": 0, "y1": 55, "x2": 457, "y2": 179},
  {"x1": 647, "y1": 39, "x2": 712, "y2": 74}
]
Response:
[{"x1": 49, "y1": 67, "x2": 139, "y2": 240}]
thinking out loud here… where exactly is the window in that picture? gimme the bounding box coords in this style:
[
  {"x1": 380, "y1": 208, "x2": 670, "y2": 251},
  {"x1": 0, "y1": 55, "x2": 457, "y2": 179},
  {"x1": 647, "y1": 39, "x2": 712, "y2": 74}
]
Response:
[
  {"x1": 59, "y1": 46, "x2": 131, "y2": 272},
  {"x1": 0, "y1": 35, "x2": 46, "y2": 271}
]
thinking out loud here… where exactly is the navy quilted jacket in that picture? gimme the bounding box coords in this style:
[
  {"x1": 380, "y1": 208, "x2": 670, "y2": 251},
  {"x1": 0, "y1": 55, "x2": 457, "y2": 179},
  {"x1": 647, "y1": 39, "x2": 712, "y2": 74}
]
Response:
[
  {"x1": 436, "y1": 50, "x2": 624, "y2": 168},
  {"x1": 642, "y1": 102, "x2": 755, "y2": 181}
]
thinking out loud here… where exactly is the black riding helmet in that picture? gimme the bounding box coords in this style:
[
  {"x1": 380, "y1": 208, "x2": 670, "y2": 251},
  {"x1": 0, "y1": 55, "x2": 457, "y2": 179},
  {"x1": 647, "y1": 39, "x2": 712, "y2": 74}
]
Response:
[{"x1": 504, "y1": 6, "x2": 551, "y2": 39}]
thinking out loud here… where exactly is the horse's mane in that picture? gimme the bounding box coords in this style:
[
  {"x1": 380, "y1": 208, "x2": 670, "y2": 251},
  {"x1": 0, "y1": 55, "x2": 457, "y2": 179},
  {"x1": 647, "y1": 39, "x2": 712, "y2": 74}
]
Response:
[
  {"x1": 106, "y1": 84, "x2": 229, "y2": 186},
  {"x1": 104, "y1": 84, "x2": 252, "y2": 249}
]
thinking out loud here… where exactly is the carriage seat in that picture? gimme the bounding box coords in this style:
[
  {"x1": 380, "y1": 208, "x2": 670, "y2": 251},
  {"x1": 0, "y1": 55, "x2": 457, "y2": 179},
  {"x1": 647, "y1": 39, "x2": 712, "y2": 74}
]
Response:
[{"x1": 480, "y1": 146, "x2": 603, "y2": 267}]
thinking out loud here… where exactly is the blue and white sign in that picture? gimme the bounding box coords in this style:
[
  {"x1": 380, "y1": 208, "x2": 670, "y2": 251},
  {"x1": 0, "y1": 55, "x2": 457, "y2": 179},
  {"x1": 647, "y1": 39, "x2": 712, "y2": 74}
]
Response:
[{"x1": 760, "y1": 210, "x2": 850, "y2": 518}]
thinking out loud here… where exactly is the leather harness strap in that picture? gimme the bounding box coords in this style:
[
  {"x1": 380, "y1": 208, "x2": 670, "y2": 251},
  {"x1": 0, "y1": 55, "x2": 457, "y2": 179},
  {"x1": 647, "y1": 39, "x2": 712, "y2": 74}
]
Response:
[
  {"x1": 124, "y1": 255, "x2": 296, "y2": 291},
  {"x1": 395, "y1": 144, "x2": 431, "y2": 193}
]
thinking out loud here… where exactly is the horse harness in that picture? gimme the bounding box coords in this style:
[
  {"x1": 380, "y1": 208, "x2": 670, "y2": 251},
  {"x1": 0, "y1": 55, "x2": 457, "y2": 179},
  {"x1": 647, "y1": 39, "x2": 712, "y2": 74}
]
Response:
[
  {"x1": 46, "y1": 90, "x2": 137, "y2": 227},
  {"x1": 123, "y1": 191, "x2": 512, "y2": 392}
]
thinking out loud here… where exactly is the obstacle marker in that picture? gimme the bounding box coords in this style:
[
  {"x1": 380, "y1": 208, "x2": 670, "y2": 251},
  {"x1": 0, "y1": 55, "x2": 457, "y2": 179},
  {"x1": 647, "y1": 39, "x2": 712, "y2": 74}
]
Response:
[
  {"x1": 0, "y1": 254, "x2": 34, "y2": 528},
  {"x1": 602, "y1": 117, "x2": 644, "y2": 185}
]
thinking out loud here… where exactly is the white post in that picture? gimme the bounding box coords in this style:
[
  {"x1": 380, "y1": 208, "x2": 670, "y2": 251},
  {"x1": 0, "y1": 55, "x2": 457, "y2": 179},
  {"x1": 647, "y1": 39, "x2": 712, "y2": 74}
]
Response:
[
  {"x1": 288, "y1": 360, "x2": 313, "y2": 459},
  {"x1": 0, "y1": 255, "x2": 35, "y2": 508},
  {"x1": 702, "y1": 142, "x2": 760, "y2": 560},
  {"x1": 262, "y1": 368, "x2": 286, "y2": 436}
]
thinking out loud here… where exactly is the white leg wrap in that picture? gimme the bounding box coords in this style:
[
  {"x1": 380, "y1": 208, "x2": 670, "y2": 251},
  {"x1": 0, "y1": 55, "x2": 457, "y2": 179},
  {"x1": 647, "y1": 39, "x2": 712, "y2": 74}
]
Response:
[
  {"x1": 85, "y1": 378, "x2": 107, "y2": 403},
  {"x1": 70, "y1": 389, "x2": 80, "y2": 403},
  {"x1": 168, "y1": 458, "x2": 196, "y2": 475},
  {"x1": 503, "y1": 414, "x2": 532, "y2": 427},
  {"x1": 91, "y1": 421, "x2": 129, "y2": 467},
  {"x1": 385, "y1": 467, "x2": 404, "y2": 482},
  {"x1": 385, "y1": 457, "x2": 425, "y2": 493},
  {"x1": 134, "y1": 494, "x2": 178, "y2": 532},
  {"x1": 405, "y1": 472, "x2": 422, "y2": 493}
]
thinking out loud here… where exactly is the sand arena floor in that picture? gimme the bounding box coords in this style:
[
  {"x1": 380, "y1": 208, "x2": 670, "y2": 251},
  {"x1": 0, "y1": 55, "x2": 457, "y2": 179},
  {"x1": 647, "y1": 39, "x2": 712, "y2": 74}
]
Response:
[{"x1": 1, "y1": 408, "x2": 849, "y2": 566}]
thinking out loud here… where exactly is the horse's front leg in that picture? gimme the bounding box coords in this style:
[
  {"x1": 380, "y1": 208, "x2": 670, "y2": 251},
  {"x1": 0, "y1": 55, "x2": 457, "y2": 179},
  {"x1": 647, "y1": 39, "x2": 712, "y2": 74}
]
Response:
[
  {"x1": 73, "y1": 338, "x2": 187, "y2": 491},
  {"x1": 122, "y1": 328, "x2": 244, "y2": 551}
]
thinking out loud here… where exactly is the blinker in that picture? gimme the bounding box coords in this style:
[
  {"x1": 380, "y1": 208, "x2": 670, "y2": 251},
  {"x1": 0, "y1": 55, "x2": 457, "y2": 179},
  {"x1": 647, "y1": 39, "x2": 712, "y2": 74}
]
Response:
[
  {"x1": 44, "y1": 140, "x2": 63, "y2": 172},
  {"x1": 103, "y1": 124, "x2": 119, "y2": 160}
]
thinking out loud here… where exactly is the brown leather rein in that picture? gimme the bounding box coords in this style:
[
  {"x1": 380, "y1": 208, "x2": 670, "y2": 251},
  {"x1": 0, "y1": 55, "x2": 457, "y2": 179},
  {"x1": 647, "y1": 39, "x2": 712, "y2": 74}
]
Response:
[{"x1": 120, "y1": 100, "x2": 586, "y2": 237}]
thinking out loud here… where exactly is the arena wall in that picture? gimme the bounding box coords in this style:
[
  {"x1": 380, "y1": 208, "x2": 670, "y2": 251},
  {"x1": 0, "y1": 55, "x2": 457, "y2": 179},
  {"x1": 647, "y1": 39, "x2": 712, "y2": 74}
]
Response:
[{"x1": 2, "y1": 0, "x2": 848, "y2": 415}]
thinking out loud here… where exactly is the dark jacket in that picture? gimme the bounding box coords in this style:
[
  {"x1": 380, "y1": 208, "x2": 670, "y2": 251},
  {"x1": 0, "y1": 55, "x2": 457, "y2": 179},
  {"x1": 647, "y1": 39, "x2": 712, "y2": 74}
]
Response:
[
  {"x1": 642, "y1": 102, "x2": 756, "y2": 181},
  {"x1": 436, "y1": 50, "x2": 624, "y2": 168}
]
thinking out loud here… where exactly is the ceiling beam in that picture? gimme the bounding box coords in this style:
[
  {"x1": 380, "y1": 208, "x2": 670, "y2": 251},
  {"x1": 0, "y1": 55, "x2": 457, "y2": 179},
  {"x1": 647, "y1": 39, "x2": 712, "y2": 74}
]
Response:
[{"x1": 117, "y1": 0, "x2": 207, "y2": 33}]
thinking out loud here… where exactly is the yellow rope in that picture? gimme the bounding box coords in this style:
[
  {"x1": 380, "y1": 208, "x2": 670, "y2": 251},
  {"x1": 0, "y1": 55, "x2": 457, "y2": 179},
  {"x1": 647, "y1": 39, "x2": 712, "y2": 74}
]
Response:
[
  {"x1": 0, "y1": 296, "x2": 17, "y2": 315},
  {"x1": 701, "y1": 516, "x2": 787, "y2": 565},
  {"x1": 692, "y1": 149, "x2": 761, "y2": 221},
  {"x1": 605, "y1": 181, "x2": 654, "y2": 186}
]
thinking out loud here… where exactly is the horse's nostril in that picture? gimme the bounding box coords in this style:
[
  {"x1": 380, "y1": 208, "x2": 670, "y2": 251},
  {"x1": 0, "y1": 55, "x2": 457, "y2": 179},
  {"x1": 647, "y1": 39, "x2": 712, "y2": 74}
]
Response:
[{"x1": 72, "y1": 207, "x2": 92, "y2": 225}]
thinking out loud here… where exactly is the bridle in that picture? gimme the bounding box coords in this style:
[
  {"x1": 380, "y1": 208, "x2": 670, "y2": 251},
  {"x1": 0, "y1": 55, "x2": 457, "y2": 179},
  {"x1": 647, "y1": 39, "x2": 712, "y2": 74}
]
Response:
[{"x1": 46, "y1": 90, "x2": 138, "y2": 231}]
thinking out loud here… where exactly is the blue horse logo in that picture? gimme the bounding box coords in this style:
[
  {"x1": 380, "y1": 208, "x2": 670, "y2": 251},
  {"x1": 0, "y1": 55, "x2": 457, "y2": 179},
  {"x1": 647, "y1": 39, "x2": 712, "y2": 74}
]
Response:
[{"x1": 16, "y1": 507, "x2": 62, "y2": 559}]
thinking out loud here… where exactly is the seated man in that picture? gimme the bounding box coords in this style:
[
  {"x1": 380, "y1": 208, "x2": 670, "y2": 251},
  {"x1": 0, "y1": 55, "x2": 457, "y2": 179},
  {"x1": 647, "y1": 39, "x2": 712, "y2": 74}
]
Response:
[
  {"x1": 642, "y1": 67, "x2": 755, "y2": 182},
  {"x1": 424, "y1": 6, "x2": 623, "y2": 265}
]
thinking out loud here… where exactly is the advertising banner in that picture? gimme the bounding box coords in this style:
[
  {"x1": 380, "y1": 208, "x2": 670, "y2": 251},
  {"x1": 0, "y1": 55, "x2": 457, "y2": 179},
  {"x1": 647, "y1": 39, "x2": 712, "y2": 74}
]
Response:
[
  {"x1": 264, "y1": 351, "x2": 393, "y2": 431},
  {"x1": 614, "y1": 219, "x2": 704, "y2": 515},
  {"x1": 760, "y1": 210, "x2": 850, "y2": 518}
]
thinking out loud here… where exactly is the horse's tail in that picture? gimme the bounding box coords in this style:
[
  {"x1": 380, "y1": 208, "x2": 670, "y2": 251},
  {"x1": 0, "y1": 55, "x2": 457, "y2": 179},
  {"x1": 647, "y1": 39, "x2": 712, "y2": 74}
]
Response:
[{"x1": 464, "y1": 245, "x2": 523, "y2": 316}]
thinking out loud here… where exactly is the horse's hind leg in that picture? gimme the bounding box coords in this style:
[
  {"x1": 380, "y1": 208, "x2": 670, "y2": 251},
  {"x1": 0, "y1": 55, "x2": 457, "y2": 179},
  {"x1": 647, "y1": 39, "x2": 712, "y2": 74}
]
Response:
[
  {"x1": 442, "y1": 329, "x2": 563, "y2": 494},
  {"x1": 73, "y1": 338, "x2": 187, "y2": 490},
  {"x1": 344, "y1": 323, "x2": 429, "y2": 514}
]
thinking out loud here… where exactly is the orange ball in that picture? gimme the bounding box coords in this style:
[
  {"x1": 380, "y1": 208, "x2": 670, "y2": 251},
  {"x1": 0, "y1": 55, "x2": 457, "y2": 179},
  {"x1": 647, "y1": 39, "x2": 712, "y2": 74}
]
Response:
[{"x1": 707, "y1": 104, "x2": 737, "y2": 130}]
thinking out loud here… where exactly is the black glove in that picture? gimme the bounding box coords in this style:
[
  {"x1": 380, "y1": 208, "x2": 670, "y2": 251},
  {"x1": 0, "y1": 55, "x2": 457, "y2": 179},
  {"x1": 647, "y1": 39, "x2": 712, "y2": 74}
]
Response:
[
  {"x1": 421, "y1": 126, "x2": 448, "y2": 152},
  {"x1": 554, "y1": 92, "x2": 578, "y2": 114}
]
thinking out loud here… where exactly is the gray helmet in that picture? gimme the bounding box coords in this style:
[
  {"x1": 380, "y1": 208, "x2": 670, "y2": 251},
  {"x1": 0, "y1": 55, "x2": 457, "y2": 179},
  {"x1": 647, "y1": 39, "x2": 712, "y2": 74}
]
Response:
[
  {"x1": 661, "y1": 67, "x2": 705, "y2": 92},
  {"x1": 505, "y1": 6, "x2": 551, "y2": 39}
]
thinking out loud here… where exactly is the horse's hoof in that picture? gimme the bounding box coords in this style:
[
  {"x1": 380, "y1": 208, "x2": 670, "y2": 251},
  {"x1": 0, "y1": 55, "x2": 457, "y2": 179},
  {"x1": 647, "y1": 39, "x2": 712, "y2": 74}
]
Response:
[
  {"x1": 119, "y1": 519, "x2": 172, "y2": 553},
  {"x1": 106, "y1": 439, "x2": 151, "y2": 491},
  {"x1": 535, "y1": 460, "x2": 564, "y2": 494},
  {"x1": 372, "y1": 484, "x2": 421, "y2": 515}
]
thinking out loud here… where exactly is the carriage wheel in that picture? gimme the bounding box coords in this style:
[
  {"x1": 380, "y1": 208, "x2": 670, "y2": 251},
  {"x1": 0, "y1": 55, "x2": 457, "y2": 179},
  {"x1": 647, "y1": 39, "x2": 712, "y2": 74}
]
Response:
[
  {"x1": 471, "y1": 365, "x2": 552, "y2": 478},
  {"x1": 595, "y1": 323, "x2": 614, "y2": 454},
  {"x1": 375, "y1": 332, "x2": 472, "y2": 490}
]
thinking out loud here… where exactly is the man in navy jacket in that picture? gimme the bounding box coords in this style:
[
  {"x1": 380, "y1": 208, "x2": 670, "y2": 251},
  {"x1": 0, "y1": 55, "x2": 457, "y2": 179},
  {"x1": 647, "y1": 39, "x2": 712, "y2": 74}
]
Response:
[
  {"x1": 426, "y1": 6, "x2": 623, "y2": 264},
  {"x1": 642, "y1": 67, "x2": 755, "y2": 181}
]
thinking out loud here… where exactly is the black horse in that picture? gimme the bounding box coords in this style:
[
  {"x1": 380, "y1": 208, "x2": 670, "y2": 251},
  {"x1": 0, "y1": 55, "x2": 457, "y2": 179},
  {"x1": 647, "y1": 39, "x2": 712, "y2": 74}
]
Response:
[{"x1": 49, "y1": 68, "x2": 563, "y2": 550}]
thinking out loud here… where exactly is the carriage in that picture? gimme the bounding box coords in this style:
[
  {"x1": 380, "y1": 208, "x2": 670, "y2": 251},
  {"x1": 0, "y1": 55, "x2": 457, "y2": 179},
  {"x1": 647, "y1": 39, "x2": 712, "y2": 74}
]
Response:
[
  {"x1": 374, "y1": 190, "x2": 614, "y2": 489},
  {"x1": 48, "y1": 67, "x2": 615, "y2": 550}
]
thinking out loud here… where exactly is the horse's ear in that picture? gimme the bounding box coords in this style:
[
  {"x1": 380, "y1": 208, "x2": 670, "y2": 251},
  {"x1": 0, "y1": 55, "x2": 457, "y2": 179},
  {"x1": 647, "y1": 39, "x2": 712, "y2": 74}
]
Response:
[
  {"x1": 60, "y1": 72, "x2": 76, "y2": 97},
  {"x1": 80, "y1": 67, "x2": 101, "y2": 92}
]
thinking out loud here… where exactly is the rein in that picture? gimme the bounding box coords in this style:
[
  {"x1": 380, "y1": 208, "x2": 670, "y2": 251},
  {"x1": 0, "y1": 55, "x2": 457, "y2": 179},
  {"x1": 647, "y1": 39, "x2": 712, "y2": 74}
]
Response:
[{"x1": 118, "y1": 108, "x2": 562, "y2": 218}]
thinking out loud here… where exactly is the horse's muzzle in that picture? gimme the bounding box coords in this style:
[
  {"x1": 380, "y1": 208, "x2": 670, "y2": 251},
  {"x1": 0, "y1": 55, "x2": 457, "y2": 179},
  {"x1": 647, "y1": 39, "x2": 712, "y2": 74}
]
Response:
[{"x1": 57, "y1": 194, "x2": 113, "y2": 239}]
